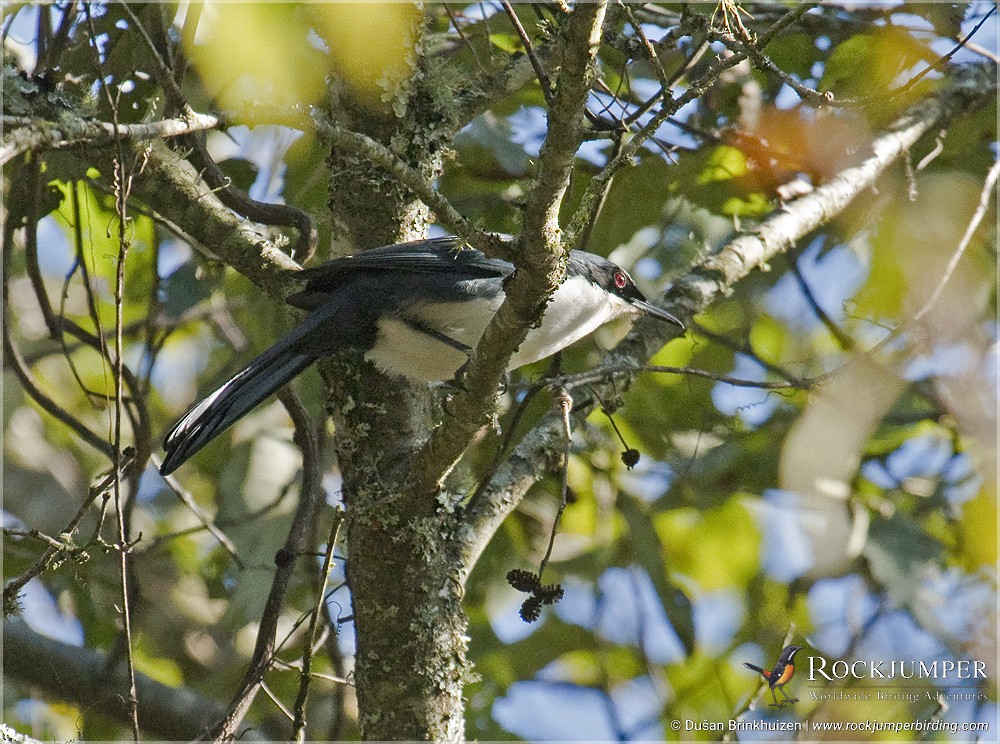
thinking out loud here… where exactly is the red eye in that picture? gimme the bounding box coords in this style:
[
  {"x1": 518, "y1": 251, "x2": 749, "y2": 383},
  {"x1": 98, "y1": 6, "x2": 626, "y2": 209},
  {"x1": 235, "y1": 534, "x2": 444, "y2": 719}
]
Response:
[{"x1": 614, "y1": 271, "x2": 628, "y2": 289}]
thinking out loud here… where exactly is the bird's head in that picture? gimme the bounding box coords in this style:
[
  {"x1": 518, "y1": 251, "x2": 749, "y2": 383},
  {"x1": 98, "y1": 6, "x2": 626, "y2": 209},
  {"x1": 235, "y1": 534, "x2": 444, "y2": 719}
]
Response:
[
  {"x1": 780, "y1": 645, "x2": 804, "y2": 663},
  {"x1": 569, "y1": 251, "x2": 685, "y2": 330}
]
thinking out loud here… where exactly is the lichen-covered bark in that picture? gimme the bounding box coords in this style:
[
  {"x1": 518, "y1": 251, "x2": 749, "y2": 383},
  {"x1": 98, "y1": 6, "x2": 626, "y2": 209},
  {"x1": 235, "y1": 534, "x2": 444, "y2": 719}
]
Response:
[
  {"x1": 322, "y1": 25, "x2": 473, "y2": 740},
  {"x1": 332, "y1": 368, "x2": 470, "y2": 742}
]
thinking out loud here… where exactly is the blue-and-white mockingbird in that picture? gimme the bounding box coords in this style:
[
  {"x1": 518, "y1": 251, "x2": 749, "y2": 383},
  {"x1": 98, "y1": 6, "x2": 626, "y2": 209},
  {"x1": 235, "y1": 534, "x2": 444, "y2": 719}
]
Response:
[{"x1": 159, "y1": 236, "x2": 684, "y2": 475}]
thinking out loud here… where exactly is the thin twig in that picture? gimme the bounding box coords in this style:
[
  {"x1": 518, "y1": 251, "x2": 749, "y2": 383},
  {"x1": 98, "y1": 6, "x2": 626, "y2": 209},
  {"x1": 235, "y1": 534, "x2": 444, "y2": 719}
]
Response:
[
  {"x1": 259, "y1": 681, "x2": 295, "y2": 723},
  {"x1": 320, "y1": 597, "x2": 350, "y2": 741},
  {"x1": 567, "y1": 2, "x2": 822, "y2": 246},
  {"x1": 2, "y1": 450, "x2": 137, "y2": 612},
  {"x1": 291, "y1": 508, "x2": 345, "y2": 742},
  {"x1": 622, "y1": 39, "x2": 710, "y2": 127},
  {"x1": 84, "y1": 4, "x2": 144, "y2": 736},
  {"x1": 9, "y1": 83, "x2": 153, "y2": 463},
  {"x1": 186, "y1": 135, "x2": 319, "y2": 263},
  {"x1": 111, "y1": 90, "x2": 144, "y2": 744},
  {"x1": 913, "y1": 157, "x2": 1000, "y2": 323},
  {"x1": 576, "y1": 134, "x2": 622, "y2": 250},
  {"x1": 466, "y1": 382, "x2": 548, "y2": 512},
  {"x1": 66, "y1": 180, "x2": 112, "y2": 396},
  {"x1": 0, "y1": 112, "x2": 221, "y2": 166},
  {"x1": 723, "y1": 3, "x2": 997, "y2": 110},
  {"x1": 202, "y1": 387, "x2": 326, "y2": 741},
  {"x1": 864, "y1": 5, "x2": 997, "y2": 104},
  {"x1": 500, "y1": 0, "x2": 553, "y2": 105},
  {"x1": 272, "y1": 658, "x2": 350, "y2": 686},
  {"x1": 788, "y1": 254, "x2": 856, "y2": 351},
  {"x1": 155, "y1": 462, "x2": 245, "y2": 569},
  {"x1": 617, "y1": 1, "x2": 670, "y2": 90},
  {"x1": 174, "y1": 1, "x2": 203, "y2": 87},
  {"x1": 537, "y1": 385, "x2": 573, "y2": 581},
  {"x1": 859, "y1": 155, "x2": 1000, "y2": 364},
  {"x1": 2, "y1": 241, "x2": 113, "y2": 455},
  {"x1": 112, "y1": 4, "x2": 318, "y2": 264},
  {"x1": 444, "y1": 3, "x2": 485, "y2": 72},
  {"x1": 314, "y1": 118, "x2": 502, "y2": 258},
  {"x1": 557, "y1": 362, "x2": 827, "y2": 392},
  {"x1": 714, "y1": 26, "x2": 833, "y2": 106},
  {"x1": 690, "y1": 321, "x2": 809, "y2": 386}
]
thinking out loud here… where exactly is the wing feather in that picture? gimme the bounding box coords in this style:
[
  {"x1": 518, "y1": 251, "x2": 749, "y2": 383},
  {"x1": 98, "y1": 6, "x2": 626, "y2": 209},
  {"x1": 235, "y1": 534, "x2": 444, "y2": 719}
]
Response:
[{"x1": 287, "y1": 236, "x2": 512, "y2": 310}]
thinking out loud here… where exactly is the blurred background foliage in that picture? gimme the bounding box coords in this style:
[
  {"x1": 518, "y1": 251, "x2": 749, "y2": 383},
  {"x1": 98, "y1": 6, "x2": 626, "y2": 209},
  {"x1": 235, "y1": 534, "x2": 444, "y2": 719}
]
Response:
[{"x1": 2, "y1": 1, "x2": 997, "y2": 741}]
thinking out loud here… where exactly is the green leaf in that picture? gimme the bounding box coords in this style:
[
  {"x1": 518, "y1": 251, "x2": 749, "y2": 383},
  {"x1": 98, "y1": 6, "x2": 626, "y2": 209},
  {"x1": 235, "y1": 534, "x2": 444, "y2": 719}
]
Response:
[
  {"x1": 488, "y1": 32, "x2": 521, "y2": 54},
  {"x1": 653, "y1": 498, "x2": 761, "y2": 593},
  {"x1": 697, "y1": 145, "x2": 749, "y2": 185},
  {"x1": 957, "y1": 490, "x2": 997, "y2": 572},
  {"x1": 161, "y1": 262, "x2": 218, "y2": 320}
]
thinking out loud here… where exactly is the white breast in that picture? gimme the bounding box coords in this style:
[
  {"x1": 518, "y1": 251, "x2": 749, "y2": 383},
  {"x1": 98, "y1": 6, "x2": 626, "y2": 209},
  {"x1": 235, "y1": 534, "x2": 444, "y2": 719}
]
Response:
[
  {"x1": 364, "y1": 276, "x2": 632, "y2": 382},
  {"x1": 509, "y1": 275, "x2": 632, "y2": 368},
  {"x1": 364, "y1": 297, "x2": 499, "y2": 382}
]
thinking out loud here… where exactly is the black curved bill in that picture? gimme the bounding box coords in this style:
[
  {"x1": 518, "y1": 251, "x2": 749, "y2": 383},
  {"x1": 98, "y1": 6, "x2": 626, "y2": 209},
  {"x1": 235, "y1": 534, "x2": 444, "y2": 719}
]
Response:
[{"x1": 633, "y1": 299, "x2": 685, "y2": 330}]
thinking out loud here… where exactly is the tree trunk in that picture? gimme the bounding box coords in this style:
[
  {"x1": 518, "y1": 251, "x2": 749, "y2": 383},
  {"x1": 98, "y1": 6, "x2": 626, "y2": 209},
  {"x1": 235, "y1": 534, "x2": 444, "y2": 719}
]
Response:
[{"x1": 323, "y1": 35, "x2": 472, "y2": 738}]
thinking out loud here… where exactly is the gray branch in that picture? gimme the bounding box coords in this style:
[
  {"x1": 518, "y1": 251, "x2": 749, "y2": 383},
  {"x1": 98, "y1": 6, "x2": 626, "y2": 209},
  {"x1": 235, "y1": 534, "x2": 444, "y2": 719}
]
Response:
[
  {"x1": 315, "y1": 117, "x2": 503, "y2": 258},
  {"x1": 1, "y1": 111, "x2": 220, "y2": 166},
  {"x1": 449, "y1": 44, "x2": 556, "y2": 135},
  {"x1": 3, "y1": 619, "x2": 277, "y2": 741}
]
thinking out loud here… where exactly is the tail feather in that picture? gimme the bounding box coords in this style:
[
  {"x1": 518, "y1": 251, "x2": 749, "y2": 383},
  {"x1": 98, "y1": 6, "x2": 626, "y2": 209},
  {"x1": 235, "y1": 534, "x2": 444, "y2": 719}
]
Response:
[
  {"x1": 160, "y1": 346, "x2": 315, "y2": 476},
  {"x1": 744, "y1": 662, "x2": 767, "y2": 676},
  {"x1": 160, "y1": 293, "x2": 355, "y2": 475}
]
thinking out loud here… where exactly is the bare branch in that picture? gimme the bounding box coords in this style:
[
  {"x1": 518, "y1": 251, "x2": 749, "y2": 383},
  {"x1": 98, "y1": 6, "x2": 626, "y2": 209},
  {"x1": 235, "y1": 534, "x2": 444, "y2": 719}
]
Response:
[
  {"x1": 500, "y1": 0, "x2": 554, "y2": 105},
  {"x1": 2, "y1": 620, "x2": 278, "y2": 741},
  {"x1": 108, "y1": 130, "x2": 144, "y2": 744},
  {"x1": 291, "y1": 508, "x2": 345, "y2": 741},
  {"x1": 202, "y1": 387, "x2": 325, "y2": 742},
  {"x1": 713, "y1": 26, "x2": 834, "y2": 105},
  {"x1": 788, "y1": 254, "x2": 856, "y2": 351},
  {"x1": 0, "y1": 112, "x2": 220, "y2": 166},
  {"x1": 449, "y1": 42, "x2": 556, "y2": 132},
  {"x1": 565, "y1": 1, "x2": 820, "y2": 248},
  {"x1": 1, "y1": 189, "x2": 115, "y2": 458},
  {"x1": 186, "y1": 135, "x2": 319, "y2": 264},
  {"x1": 913, "y1": 156, "x2": 1000, "y2": 322},
  {"x1": 3, "y1": 450, "x2": 136, "y2": 613},
  {"x1": 88, "y1": 139, "x2": 300, "y2": 300},
  {"x1": 562, "y1": 363, "x2": 825, "y2": 391},
  {"x1": 111, "y1": 4, "x2": 320, "y2": 266},
  {"x1": 155, "y1": 461, "x2": 245, "y2": 569}
]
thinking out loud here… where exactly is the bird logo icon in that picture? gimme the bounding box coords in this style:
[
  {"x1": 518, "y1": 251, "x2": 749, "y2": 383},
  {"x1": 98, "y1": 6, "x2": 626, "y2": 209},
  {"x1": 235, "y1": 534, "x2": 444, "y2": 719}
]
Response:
[{"x1": 744, "y1": 644, "x2": 803, "y2": 707}]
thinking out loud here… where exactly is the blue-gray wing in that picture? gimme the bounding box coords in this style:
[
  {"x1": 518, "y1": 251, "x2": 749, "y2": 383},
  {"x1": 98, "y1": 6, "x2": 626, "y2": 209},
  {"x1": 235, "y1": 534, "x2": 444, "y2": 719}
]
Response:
[{"x1": 287, "y1": 236, "x2": 512, "y2": 310}]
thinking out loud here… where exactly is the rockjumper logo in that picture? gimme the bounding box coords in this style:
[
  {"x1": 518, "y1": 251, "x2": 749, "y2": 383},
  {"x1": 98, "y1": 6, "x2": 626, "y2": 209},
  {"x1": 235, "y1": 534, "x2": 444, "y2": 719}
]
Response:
[{"x1": 809, "y1": 656, "x2": 988, "y2": 681}]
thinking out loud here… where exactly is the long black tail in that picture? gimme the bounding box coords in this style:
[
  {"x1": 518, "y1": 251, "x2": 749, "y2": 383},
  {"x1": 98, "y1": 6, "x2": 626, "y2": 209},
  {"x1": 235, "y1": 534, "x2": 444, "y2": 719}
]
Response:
[
  {"x1": 743, "y1": 662, "x2": 766, "y2": 676},
  {"x1": 160, "y1": 341, "x2": 316, "y2": 476},
  {"x1": 160, "y1": 287, "x2": 356, "y2": 475}
]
